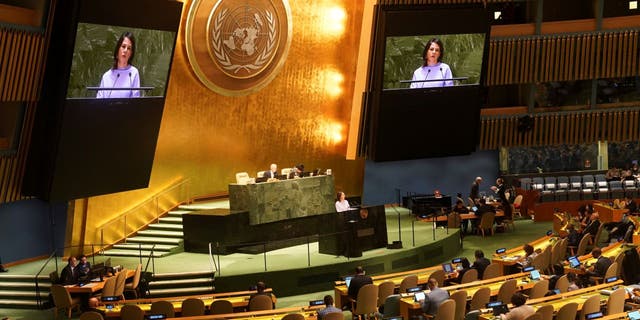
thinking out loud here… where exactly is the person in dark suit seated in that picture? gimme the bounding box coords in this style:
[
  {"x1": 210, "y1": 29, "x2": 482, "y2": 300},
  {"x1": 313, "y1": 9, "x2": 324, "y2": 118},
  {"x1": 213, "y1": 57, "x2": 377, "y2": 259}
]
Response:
[
  {"x1": 76, "y1": 254, "x2": 91, "y2": 282},
  {"x1": 451, "y1": 200, "x2": 469, "y2": 234},
  {"x1": 580, "y1": 247, "x2": 612, "y2": 286},
  {"x1": 581, "y1": 212, "x2": 601, "y2": 238},
  {"x1": 625, "y1": 195, "x2": 638, "y2": 214},
  {"x1": 264, "y1": 163, "x2": 278, "y2": 179},
  {"x1": 288, "y1": 164, "x2": 305, "y2": 179},
  {"x1": 606, "y1": 214, "x2": 635, "y2": 243},
  {"x1": 59, "y1": 256, "x2": 79, "y2": 285},
  {"x1": 317, "y1": 295, "x2": 342, "y2": 320},
  {"x1": 347, "y1": 266, "x2": 373, "y2": 301},
  {"x1": 450, "y1": 258, "x2": 471, "y2": 284},
  {"x1": 418, "y1": 278, "x2": 450, "y2": 316},
  {"x1": 249, "y1": 281, "x2": 277, "y2": 308},
  {"x1": 471, "y1": 250, "x2": 491, "y2": 279},
  {"x1": 472, "y1": 199, "x2": 495, "y2": 233},
  {"x1": 565, "y1": 223, "x2": 580, "y2": 248}
]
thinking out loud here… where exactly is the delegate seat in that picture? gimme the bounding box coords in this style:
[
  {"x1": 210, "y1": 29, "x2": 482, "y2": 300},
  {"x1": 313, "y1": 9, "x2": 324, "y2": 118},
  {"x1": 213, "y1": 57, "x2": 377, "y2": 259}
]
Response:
[
  {"x1": 568, "y1": 176, "x2": 582, "y2": 200},
  {"x1": 609, "y1": 180, "x2": 624, "y2": 199},
  {"x1": 554, "y1": 176, "x2": 569, "y2": 201},
  {"x1": 623, "y1": 179, "x2": 638, "y2": 197},
  {"x1": 519, "y1": 178, "x2": 532, "y2": 190}
]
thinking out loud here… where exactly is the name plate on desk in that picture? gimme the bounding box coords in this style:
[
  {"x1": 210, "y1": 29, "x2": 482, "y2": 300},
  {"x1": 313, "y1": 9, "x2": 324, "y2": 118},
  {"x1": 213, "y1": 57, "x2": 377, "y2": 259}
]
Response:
[{"x1": 229, "y1": 175, "x2": 336, "y2": 225}]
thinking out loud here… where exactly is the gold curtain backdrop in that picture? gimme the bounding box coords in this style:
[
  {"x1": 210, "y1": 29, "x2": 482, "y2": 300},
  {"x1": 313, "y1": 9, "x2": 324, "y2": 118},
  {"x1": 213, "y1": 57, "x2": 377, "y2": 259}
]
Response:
[{"x1": 73, "y1": 0, "x2": 367, "y2": 249}]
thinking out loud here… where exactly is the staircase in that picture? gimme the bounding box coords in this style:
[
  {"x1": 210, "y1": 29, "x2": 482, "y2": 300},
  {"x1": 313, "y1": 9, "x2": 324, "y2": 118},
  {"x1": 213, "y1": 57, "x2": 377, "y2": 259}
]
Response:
[
  {"x1": 0, "y1": 274, "x2": 50, "y2": 309},
  {"x1": 147, "y1": 270, "x2": 215, "y2": 298},
  {"x1": 102, "y1": 209, "x2": 190, "y2": 258}
]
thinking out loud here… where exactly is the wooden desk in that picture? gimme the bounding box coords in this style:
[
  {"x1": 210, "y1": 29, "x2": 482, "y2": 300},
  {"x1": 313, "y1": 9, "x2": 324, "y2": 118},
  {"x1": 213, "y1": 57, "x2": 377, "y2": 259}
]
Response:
[
  {"x1": 593, "y1": 203, "x2": 627, "y2": 223},
  {"x1": 333, "y1": 266, "x2": 441, "y2": 308},
  {"x1": 65, "y1": 269, "x2": 135, "y2": 294},
  {"x1": 96, "y1": 289, "x2": 271, "y2": 317},
  {"x1": 166, "y1": 305, "x2": 322, "y2": 320},
  {"x1": 563, "y1": 242, "x2": 630, "y2": 275},
  {"x1": 431, "y1": 210, "x2": 505, "y2": 223},
  {"x1": 491, "y1": 236, "x2": 554, "y2": 273},
  {"x1": 399, "y1": 272, "x2": 536, "y2": 319}
]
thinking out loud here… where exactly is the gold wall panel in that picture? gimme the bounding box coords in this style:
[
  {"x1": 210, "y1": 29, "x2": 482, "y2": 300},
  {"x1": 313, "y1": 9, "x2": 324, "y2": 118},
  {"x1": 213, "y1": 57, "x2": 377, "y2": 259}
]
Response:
[{"x1": 73, "y1": 0, "x2": 367, "y2": 247}]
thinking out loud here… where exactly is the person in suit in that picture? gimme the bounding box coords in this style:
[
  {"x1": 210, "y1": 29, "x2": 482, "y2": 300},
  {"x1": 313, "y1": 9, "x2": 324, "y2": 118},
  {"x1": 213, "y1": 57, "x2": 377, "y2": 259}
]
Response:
[
  {"x1": 499, "y1": 292, "x2": 534, "y2": 320},
  {"x1": 625, "y1": 195, "x2": 638, "y2": 214},
  {"x1": 59, "y1": 256, "x2": 79, "y2": 285},
  {"x1": 606, "y1": 214, "x2": 635, "y2": 243},
  {"x1": 264, "y1": 163, "x2": 278, "y2": 179},
  {"x1": 470, "y1": 177, "x2": 482, "y2": 203},
  {"x1": 471, "y1": 250, "x2": 491, "y2": 279},
  {"x1": 582, "y1": 212, "x2": 601, "y2": 238},
  {"x1": 288, "y1": 164, "x2": 305, "y2": 179},
  {"x1": 347, "y1": 266, "x2": 373, "y2": 300},
  {"x1": 317, "y1": 295, "x2": 342, "y2": 320},
  {"x1": 579, "y1": 247, "x2": 612, "y2": 286},
  {"x1": 249, "y1": 281, "x2": 277, "y2": 308},
  {"x1": 76, "y1": 254, "x2": 91, "y2": 281},
  {"x1": 452, "y1": 258, "x2": 472, "y2": 284},
  {"x1": 491, "y1": 178, "x2": 512, "y2": 219},
  {"x1": 419, "y1": 278, "x2": 450, "y2": 316}
]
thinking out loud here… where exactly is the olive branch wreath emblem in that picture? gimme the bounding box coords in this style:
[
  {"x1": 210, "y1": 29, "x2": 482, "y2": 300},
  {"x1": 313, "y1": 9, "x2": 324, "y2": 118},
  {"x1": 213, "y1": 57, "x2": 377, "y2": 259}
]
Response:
[{"x1": 212, "y1": 8, "x2": 277, "y2": 74}]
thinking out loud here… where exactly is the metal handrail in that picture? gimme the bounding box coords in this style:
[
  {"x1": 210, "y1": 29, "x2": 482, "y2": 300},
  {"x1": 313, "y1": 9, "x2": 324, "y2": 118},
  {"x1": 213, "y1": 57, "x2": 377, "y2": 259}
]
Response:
[{"x1": 34, "y1": 251, "x2": 58, "y2": 308}]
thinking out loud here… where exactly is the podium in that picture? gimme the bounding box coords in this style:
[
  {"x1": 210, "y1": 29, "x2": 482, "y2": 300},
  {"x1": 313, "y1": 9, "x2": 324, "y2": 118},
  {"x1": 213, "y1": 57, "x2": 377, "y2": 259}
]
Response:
[{"x1": 318, "y1": 205, "x2": 388, "y2": 257}]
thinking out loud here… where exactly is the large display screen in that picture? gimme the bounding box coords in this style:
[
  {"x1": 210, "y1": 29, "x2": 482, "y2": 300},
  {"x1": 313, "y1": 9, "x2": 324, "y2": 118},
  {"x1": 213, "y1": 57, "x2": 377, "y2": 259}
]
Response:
[{"x1": 67, "y1": 23, "x2": 177, "y2": 99}]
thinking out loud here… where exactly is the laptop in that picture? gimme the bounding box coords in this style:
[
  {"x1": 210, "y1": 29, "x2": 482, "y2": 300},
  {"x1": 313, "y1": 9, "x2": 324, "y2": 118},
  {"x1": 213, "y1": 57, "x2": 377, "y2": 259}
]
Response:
[
  {"x1": 568, "y1": 256, "x2": 581, "y2": 268},
  {"x1": 344, "y1": 276, "x2": 353, "y2": 288},
  {"x1": 585, "y1": 312, "x2": 603, "y2": 320},
  {"x1": 407, "y1": 286, "x2": 422, "y2": 293},
  {"x1": 529, "y1": 270, "x2": 541, "y2": 281},
  {"x1": 414, "y1": 291, "x2": 426, "y2": 302},
  {"x1": 487, "y1": 301, "x2": 508, "y2": 316},
  {"x1": 309, "y1": 299, "x2": 324, "y2": 306},
  {"x1": 442, "y1": 263, "x2": 454, "y2": 274},
  {"x1": 628, "y1": 310, "x2": 640, "y2": 320},
  {"x1": 471, "y1": 206, "x2": 478, "y2": 212}
]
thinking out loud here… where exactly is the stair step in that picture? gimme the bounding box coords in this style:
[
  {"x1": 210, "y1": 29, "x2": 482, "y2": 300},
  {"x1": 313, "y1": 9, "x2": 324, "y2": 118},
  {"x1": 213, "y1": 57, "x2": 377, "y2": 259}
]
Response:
[
  {"x1": 113, "y1": 243, "x2": 178, "y2": 251},
  {"x1": 0, "y1": 274, "x2": 48, "y2": 281},
  {"x1": 148, "y1": 223, "x2": 183, "y2": 231},
  {"x1": 168, "y1": 210, "x2": 192, "y2": 216},
  {"x1": 126, "y1": 236, "x2": 182, "y2": 245},
  {"x1": 178, "y1": 203, "x2": 224, "y2": 210},
  {"x1": 152, "y1": 270, "x2": 216, "y2": 280},
  {"x1": 102, "y1": 249, "x2": 169, "y2": 258},
  {"x1": 137, "y1": 230, "x2": 184, "y2": 237},
  {"x1": 0, "y1": 290, "x2": 42, "y2": 298},
  {"x1": 159, "y1": 216, "x2": 183, "y2": 224},
  {"x1": 149, "y1": 277, "x2": 214, "y2": 287},
  {"x1": 0, "y1": 299, "x2": 41, "y2": 308},
  {"x1": 148, "y1": 286, "x2": 214, "y2": 297}
]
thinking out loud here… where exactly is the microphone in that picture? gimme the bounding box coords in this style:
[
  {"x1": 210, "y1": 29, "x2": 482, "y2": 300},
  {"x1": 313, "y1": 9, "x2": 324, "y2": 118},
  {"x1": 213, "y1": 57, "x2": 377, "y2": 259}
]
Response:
[
  {"x1": 423, "y1": 69, "x2": 431, "y2": 88},
  {"x1": 440, "y1": 67, "x2": 444, "y2": 87},
  {"x1": 128, "y1": 72, "x2": 132, "y2": 97},
  {"x1": 108, "y1": 73, "x2": 120, "y2": 98}
]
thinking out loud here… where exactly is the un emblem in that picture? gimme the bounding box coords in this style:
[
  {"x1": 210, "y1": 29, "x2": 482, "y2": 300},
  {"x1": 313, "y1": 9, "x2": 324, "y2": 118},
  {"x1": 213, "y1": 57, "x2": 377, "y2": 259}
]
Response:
[{"x1": 186, "y1": 0, "x2": 292, "y2": 96}]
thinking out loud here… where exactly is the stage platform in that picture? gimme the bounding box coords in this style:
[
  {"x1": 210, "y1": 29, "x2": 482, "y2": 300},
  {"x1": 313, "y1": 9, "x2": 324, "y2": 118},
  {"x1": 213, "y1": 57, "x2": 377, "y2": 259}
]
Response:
[{"x1": 3, "y1": 203, "x2": 554, "y2": 299}]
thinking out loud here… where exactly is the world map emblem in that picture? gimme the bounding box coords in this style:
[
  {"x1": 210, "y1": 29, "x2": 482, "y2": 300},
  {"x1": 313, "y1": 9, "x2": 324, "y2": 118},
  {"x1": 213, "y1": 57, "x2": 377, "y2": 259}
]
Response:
[{"x1": 185, "y1": 0, "x2": 292, "y2": 96}]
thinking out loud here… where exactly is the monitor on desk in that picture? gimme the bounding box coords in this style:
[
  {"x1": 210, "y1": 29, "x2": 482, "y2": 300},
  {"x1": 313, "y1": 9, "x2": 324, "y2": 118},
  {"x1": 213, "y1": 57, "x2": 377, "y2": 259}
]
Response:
[
  {"x1": 414, "y1": 291, "x2": 426, "y2": 302},
  {"x1": 487, "y1": 301, "x2": 508, "y2": 316},
  {"x1": 568, "y1": 256, "x2": 581, "y2": 268},
  {"x1": 442, "y1": 263, "x2": 454, "y2": 273},
  {"x1": 309, "y1": 299, "x2": 324, "y2": 306},
  {"x1": 451, "y1": 257, "x2": 463, "y2": 264},
  {"x1": 344, "y1": 276, "x2": 353, "y2": 288},
  {"x1": 496, "y1": 248, "x2": 506, "y2": 254}
]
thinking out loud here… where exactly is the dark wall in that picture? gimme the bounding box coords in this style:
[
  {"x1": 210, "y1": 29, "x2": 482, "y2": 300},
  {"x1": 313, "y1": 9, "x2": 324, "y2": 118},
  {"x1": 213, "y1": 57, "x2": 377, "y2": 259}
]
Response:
[
  {"x1": 0, "y1": 199, "x2": 67, "y2": 263},
  {"x1": 362, "y1": 150, "x2": 500, "y2": 205}
]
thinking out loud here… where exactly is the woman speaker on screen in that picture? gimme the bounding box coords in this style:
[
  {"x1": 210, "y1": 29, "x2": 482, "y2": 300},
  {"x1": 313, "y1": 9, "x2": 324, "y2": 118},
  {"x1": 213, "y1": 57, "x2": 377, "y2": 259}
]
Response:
[
  {"x1": 410, "y1": 38, "x2": 453, "y2": 89},
  {"x1": 96, "y1": 32, "x2": 141, "y2": 98}
]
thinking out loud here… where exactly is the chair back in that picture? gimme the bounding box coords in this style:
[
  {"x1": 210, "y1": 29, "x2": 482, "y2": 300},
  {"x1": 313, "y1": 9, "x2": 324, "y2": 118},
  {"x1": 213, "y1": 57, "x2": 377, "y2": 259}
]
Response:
[
  {"x1": 210, "y1": 299, "x2": 234, "y2": 315},
  {"x1": 478, "y1": 212, "x2": 495, "y2": 236},
  {"x1": 150, "y1": 300, "x2": 175, "y2": 318},
  {"x1": 114, "y1": 269, "x2": 128, "y2": 299},
  {"x1": 181, "y1": 298, "x2": 206, "y2": 316},
  {"x1": 614, "y1": 253, "x2": 624, "y2": 277},
  {"x1": 530, "y1": 253, "x2": 546, "y2": 272},
  {"x1": 235, "y1": 172, "x2": 251, "y2": 184},
  {"x1": 593, "y1": 224, "x2": 605, "y2": 247},
  {"x1": 496, "y1": 279, "x2": 517, "y2": 304},
  {"x1": 429, "y1": 270, "x2": 446, "y2": 288},
  {"x1": 377, "y1": 280, "x2": 395, "y2": 307},
  {"x1": 120, "y1": 304, "x2": 144, "y2": 320},
  {"x1": 49, "y1": 271, "x2": 60, "y2": 284},
  {"x1": 460, "y1": 269, "x2": 478, "y2": 284},
  {"x1": 249, "y1": 294, "x2": 274, "y2": 311},
  {"x1": 604, "y1": 262, "x2": 618, "y2": 279},
  {"x1": 576, "y1": 234, "x2": 592, "y2": 256},
  {"x1": 528, "y1": 279, "x2": 549, "y2": 299},
  {"x1": 579, "y1": 295, "x2": 601, "y2": 320},
  {"x1": 469, "y1": 287, "x2": 490, "y2": 311},
  {"x1": 101, "y1": 276, "x2": 117, "y2": 297},
  {"x1": 535, "y1": 304, "x2": 554, "y2": 320},
  {"x1": 324, "y1": 312, "x2": 344, "y2": 320},
  {"x1": 450, "y1": 290, "x2": 467, "y2": 320},
  {"x1": 554, "y1": 275, "x2": 569, "y2": 293},
  {"x1": 281, "y1": 313, "x2": 305, "y2": 320},
  {"x1": 50, "y1": 284, "x2": 72, "y2": 308},
  {"x1": 381, "y1": 294, "x2": 401, "y2": 318},
  {"x1": 435, "y1": 299, "x2": 456, "y2": 320},
  {"x1": 524, "y1": 313, "x2": 542, "y2": 320},
  {"x1": 399, "y1": 275, "x2": 418, "y2": 293},
  {"x1": 79, "y1": 311, "x2": 104, "y2": 320},
  {"x1": 448, "y1": 213, "x2": 461, "y2": 229},
  {"x1": 550, "y1": 241, "x2": 563, "y2": 266},
  {"x1": 468, "y1": 197, "x2": 476, "y2": 207},
  {"x1": 129, "y1": 264, "x2": 142, "y2": 290},
  {"x1": 513, "y1": 195, "x2": 523, "y2": 206},
  {"x1": 353, "y1": 283, "x2": 378, "y2": 316},
  {"x1": 482, "y1": 263, "x2": 501, "y2": 280},
  {"x1": 556, "y1": 302, "x2": 578, "y2": 320},
  {"x1": 606, "y1": 288, "x2": 625, "y2": 315},
  {"x1": 541, "y1": 245, "x2": 552, "y2": 272}
]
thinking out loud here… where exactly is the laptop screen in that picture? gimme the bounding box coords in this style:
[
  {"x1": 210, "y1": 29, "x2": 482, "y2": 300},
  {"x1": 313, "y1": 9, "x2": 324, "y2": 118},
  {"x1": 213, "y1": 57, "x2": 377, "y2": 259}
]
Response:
[
  {"x1": 414, "y1": 292, "x2": 426, "y2": 302},
  {"x1": 585, "y1": 312, "x2": 603, "y2": 320},
  {"x1": 568, "y1": 256, "x2": 581, "y2": 268},
  {"x1": 344, "y1": 276, "x2": 353, "y2": 288},
  {"x1": 529, "y1": 270, "x2": 541, "y2": 281},
  {"x1": 442, "y1": 263, "x2": 454, "y2": 273}
]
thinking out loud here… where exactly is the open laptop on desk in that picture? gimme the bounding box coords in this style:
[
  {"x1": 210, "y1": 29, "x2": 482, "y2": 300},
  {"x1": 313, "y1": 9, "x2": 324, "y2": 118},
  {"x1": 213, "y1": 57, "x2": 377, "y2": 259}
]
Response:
[
  {"x1": 568, "y1": 256, "x2": 581, "y2": 268},
  {"x1": 344, "y1": 276, "x2": 353, "y2": 288},
  {"x1": 529, "y1": 269, "x2": 541, "y2": 281},
  {"x1": 442, "y1": 263, "x2": 454, "y2": 274}
]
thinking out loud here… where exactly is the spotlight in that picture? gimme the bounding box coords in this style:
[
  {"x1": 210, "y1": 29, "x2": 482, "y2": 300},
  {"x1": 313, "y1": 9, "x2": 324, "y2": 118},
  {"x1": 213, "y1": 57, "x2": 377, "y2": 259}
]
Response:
[
  {"x1": 631, "y1": 1, "x2": 638, "y2": 10},
  {"x1": 493, "y1": 11, "x2": 502, "y2": 20}
]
